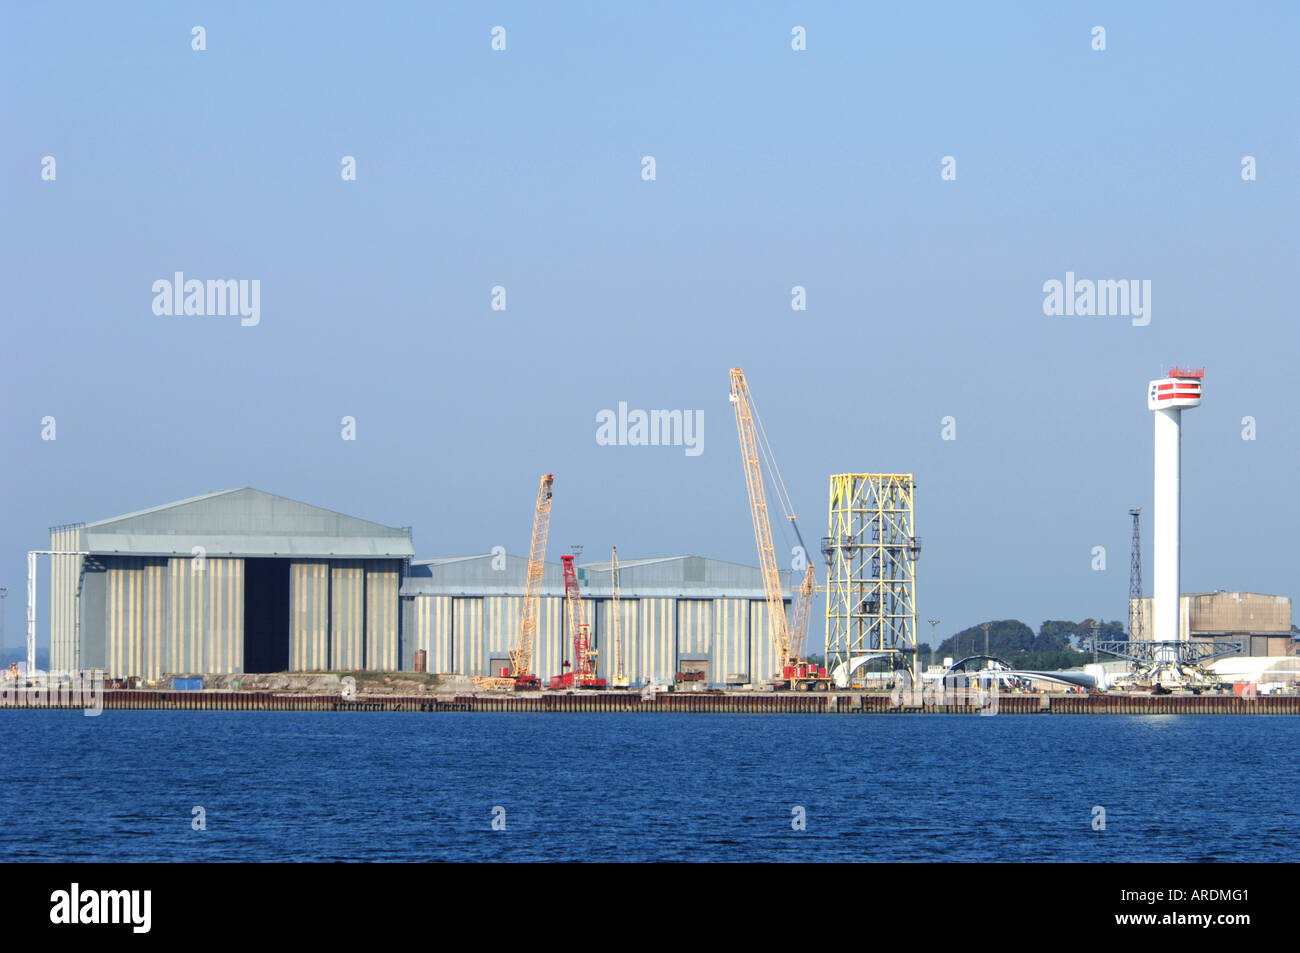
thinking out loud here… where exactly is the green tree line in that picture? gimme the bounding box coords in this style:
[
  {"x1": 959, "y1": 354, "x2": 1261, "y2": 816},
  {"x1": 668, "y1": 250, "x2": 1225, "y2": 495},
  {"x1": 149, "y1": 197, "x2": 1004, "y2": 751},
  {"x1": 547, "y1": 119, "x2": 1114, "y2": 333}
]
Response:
[
  {"x1": 919, "y1": 619, "x2": 1125, "y2": 671},
  {"x1": 809, "y1": 619, "x2": 1127, "y2": 673}
]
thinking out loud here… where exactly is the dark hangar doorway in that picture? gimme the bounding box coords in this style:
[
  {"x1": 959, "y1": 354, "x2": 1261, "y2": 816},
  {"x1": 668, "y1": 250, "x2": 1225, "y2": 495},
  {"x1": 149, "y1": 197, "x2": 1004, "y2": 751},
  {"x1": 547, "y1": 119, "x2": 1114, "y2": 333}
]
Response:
[{"x1": 244, "y1": 558, "x2": 290, "y2": 673}]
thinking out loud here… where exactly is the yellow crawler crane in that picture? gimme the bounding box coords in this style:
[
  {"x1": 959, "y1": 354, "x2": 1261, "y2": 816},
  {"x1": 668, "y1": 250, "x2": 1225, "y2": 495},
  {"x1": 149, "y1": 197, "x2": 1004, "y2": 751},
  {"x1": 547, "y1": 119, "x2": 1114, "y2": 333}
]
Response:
[
  {"x1": 474, "y1": 473, "x2": 552, "y2": 691},
  {"x1": 610, "y1": 546, "x2": 629, "y2": 687},
  {"x1": 729, "y1": 368, "x2": 827, "y2": 689}
]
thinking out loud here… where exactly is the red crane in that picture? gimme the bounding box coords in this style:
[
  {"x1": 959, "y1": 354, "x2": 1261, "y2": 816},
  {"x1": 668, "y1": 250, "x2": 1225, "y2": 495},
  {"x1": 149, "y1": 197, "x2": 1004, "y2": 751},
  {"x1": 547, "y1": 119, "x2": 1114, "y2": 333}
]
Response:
[{"x1": 550, "y1": 554, "x2": 606, "y2": 689}]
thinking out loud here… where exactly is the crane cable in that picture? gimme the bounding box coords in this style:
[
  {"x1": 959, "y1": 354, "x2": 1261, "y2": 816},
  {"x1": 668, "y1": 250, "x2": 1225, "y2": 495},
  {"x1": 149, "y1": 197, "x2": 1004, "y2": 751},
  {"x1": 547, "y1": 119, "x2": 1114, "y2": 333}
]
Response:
[{"x1": 747, "y1": 387, "x2": 812, "y2": 561}]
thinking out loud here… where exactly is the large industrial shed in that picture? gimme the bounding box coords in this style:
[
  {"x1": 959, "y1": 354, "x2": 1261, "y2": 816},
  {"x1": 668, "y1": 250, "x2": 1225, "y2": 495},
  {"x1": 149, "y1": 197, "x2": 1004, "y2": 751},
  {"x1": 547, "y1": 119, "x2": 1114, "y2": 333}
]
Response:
[
  {"x1": 49, "y1": 488, "x2": 414, "y2": 679},
  {"x1": 402, "y1": 554, "x2": 794, "y2": 686},
  {"x1": 1132, "y1": 591, "x2": 1294, "y2": 657}
]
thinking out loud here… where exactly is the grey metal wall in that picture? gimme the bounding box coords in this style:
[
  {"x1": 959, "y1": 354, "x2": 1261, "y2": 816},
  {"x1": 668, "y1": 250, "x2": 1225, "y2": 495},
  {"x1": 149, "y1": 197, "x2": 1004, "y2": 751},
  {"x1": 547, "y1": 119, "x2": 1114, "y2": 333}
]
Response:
[
  {"x1": 749, "y1": 600, "x2": 781, "y2": 681},
  {"x1": 677, "y1": 599, "x2": 712, "y2": 659},
  {"x1": 331, "y1": 561, "x2": 365, "y2": 669},
  {"x1": 100, "y1": 555, "x2": 245, "y2": 680},
  {"x1": 405, "y1": 594, "x2": 453, "y2": 672},
  {"x1": 1188, "y1": 592, "x2": 1291, "y2": 635},
  {"x1": 184, "y1": 556, "x2": 242, "y2": 676},
  {"x1": 1134, "y1": 594, "x2": 1292, "y2": 645},
  {"x1": 48, "y1": 526, "x2": 84, "y2": 672},
  {"x1": 450, "y1": 597, "x2": 484, "y2": 675},
  {"x1": 365, "y1": 563, "x2": 401, "y2": 671},
  {"x1": 79, "y1": 564, "x2": 106, "y2": 671},
  {"x1": 441, "y1": 595, "x2": 568, "y2": 679},
  {"x1": 402, "y1": 592, "x2": 616, "y2": 680},
  {"x1": 169, "y1": 554, "x2": 225, "y2": 676},
  {"x1": 593, "y1": 597, "x2": 638, "y2": 684},
  {"x1": 290, "y1": 560, "x2": 330, "y2": 671},
  {"x1": 401, "y1": 589, "x2": 789, "y2": 684},
  {"x1": 638, "y1": 597, "x2": 675, "y2": 683},
  {"x1": 712, "y1": 597, "x2": 750, "y2": 682}
]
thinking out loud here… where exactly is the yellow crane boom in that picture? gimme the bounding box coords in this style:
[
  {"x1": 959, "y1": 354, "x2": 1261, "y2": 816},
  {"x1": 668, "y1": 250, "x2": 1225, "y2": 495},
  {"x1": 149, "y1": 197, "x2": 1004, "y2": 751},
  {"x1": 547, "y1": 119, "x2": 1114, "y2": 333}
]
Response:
[
  {"x1": 611, "y1": 546, "x2": 628, "y2": 687},
  {"x1": 729, "y1": 368, "x2": 796, "y2": 671},
  {"x1": 509, "y1": 473, "x2": 553, "y2": 682}
]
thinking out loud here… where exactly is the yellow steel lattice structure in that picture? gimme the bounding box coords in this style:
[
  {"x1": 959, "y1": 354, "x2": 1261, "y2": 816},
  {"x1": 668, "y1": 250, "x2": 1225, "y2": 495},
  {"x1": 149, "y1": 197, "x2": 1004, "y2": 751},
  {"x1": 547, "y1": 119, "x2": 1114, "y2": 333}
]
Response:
[
  {"x1": 610, "y1": 546, "x2": 629, "y2": 687},
  {"x1": 729, "y1": 368, "x2": 795, "y2": 671},
  {"x1": 509, "y1": 473, "x2": 553, "y2": 679},
  {"x1": 823, "y1": 474, "x2": 920, "y2": 684}
]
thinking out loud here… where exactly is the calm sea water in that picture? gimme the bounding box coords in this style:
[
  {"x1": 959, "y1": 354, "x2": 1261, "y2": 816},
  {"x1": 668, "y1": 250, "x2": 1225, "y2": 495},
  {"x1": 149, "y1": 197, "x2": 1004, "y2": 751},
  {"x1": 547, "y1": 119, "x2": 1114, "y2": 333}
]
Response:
[{"x1": 1, "y1": 712, "x2": 1294, "y2": 861}]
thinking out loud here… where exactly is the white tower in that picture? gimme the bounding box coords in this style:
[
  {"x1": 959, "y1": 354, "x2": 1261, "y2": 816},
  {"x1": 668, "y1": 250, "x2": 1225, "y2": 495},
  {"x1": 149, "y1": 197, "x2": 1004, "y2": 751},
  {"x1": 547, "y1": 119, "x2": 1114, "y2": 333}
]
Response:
[{"x1": 1147, "y1": 367, "x2": 1203, "y2": 649}]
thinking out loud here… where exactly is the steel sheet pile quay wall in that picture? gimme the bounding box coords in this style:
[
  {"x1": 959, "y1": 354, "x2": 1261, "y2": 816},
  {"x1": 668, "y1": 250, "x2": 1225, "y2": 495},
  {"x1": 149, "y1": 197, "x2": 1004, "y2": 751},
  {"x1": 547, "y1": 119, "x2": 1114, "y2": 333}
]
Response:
[{"x1": 5, "y1": 691, "x2": 1299, "y2": 714}]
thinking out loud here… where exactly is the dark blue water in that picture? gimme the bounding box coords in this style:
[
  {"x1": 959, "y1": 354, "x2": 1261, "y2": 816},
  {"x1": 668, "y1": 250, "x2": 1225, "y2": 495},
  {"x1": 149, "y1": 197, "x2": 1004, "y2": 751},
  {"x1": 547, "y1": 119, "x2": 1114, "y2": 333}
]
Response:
[{"x1": 1, "y1": 712, "x2": 1294, "y2": 861}]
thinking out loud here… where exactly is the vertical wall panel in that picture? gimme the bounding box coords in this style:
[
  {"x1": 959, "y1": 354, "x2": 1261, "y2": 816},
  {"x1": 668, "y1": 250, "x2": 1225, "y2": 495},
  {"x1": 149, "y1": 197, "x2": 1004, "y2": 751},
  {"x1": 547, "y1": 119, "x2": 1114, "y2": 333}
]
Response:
[
  {"x1": 48, "y1": 527, "x2": 84, "y2": 672},
  {"x1": 712, "y1": 598, "x2": 750, "y2": 684},
  {"x1": 592, "y1": 598, "x2": 638, "y2": 684},
  {"x1": 142, "y1": 559, "x2": 168, "y2": 682},
  {"x1": 532, "y1": 596, "x2": 564, "y2": 682},
  {"x1": 169, "y1": 558, "x2": 194, "y2": 675},
  {"x1": 750, "y1": 600, "x2": 779, "y2": 683},
  {"x1": 452, "y1": 597, "x2": 485, "y2": 675},
  {"x1": 676, "y1": 599, "x2": 712, "y2": 660},
  {"x1": 106, "y1": 558, "x2": 138, "y2": 679},
  {"x1": 365, "y1": 563, "x2": 399, "y2": 671},
  {"x1": 205, "y1": 558, "x2": 244, "y2": 675},
  {"x1": 484, "y1": 596, "x2": 521, "y2": 675},
  {"x1": 639, "y1": 598, "x2": 675, "y2": 684},
  {"x1": 410, "y1": 595, "x2": 453, "y2": 673},
  {"x1": 171, "y1": 553, "x2": 196, "y2": 670},
  {"x1": 620, "y1": 599, "x2": 639, "y2": 684},
  {"x1": 80, "y1": 566, "x2": 106, "y2": 672},
  {"x1": 106, "y1": 557, "x2": 179, "y2": 679},
  {"x1": 168, "y1": 555, "x2": 226, "y2": 675},
  {"x1": 290, "y1": 560, "x2": 330, "y2": 671},
  {"x1": 331, "y1": 561, "x2": 365, "y2": 670}
]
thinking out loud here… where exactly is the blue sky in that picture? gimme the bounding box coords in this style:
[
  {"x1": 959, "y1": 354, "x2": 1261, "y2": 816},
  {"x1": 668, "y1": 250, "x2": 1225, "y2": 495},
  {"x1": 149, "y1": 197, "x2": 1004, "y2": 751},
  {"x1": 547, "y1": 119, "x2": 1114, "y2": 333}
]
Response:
[{"x1": 3, "y1": 2, "x2": 1298, "y2": 657}]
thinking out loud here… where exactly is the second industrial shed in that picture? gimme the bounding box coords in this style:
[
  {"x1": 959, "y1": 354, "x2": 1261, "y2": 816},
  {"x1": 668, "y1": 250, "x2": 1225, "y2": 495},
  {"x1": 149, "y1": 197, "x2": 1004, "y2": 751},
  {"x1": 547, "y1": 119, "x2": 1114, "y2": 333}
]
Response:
[{"x1": 402, "y1": 554, "x2": 793, "y2": 686}]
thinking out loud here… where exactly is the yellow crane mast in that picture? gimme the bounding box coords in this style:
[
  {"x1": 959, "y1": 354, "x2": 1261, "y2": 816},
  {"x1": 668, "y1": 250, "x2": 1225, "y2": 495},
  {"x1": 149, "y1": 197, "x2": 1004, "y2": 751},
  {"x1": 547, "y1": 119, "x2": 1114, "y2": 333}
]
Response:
[
  {"x1": 610, "y1": 546, "x2": 629, "y2": 687},
  {"x1": 729, "y1": 368, "x2": 795, "y2": 672},
  {"x1": 508, "y1": 473, "x2": 553, "y2": 688},
  {"x1": 478, "y1": 473, "x2": 552, "y2": 690},
  {"x1": 730, "y1": 368, "x2": 827, "y2": 689}
]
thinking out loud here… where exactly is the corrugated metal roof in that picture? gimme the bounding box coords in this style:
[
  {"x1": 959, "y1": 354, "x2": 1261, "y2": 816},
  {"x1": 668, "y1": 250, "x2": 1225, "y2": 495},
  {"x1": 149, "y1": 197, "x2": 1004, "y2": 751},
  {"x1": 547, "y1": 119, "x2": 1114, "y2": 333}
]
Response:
[
  {"x1": 80, "y1": 488, "x2": 414, "y2": 558},
  {"x1": 400, "y1": 553, "x2": 790, "y2": 599}
]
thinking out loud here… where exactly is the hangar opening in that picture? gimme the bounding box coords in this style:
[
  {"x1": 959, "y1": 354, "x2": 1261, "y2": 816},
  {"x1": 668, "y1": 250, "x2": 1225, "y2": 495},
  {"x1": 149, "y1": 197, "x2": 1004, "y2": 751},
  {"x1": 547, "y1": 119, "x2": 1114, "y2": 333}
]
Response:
[{"x1": 243, "y1": 558, "x2": 290, "y2": 673}]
